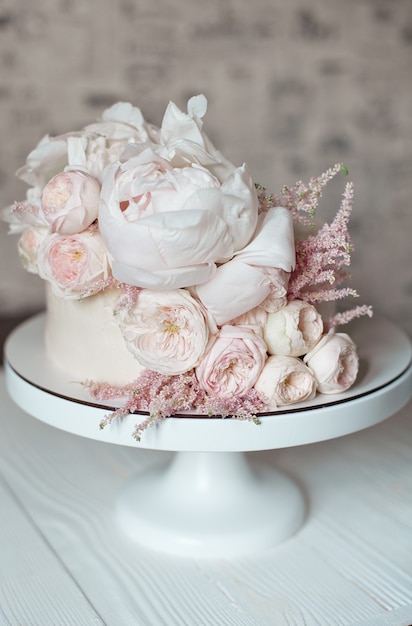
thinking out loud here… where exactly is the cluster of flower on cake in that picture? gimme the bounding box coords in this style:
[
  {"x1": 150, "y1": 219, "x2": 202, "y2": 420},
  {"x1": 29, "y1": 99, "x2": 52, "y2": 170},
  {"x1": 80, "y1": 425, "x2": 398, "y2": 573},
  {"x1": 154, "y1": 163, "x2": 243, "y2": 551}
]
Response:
[{"x1": 3, "y1": 95, "x2": 372, "y2": 436}]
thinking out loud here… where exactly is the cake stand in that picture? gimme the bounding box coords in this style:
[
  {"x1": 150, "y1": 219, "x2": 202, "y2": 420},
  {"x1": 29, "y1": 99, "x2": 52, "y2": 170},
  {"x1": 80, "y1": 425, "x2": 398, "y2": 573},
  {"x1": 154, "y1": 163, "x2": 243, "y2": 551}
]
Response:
[{"x1": 4, "y1": 314, "x2": 412, "y2": 558}]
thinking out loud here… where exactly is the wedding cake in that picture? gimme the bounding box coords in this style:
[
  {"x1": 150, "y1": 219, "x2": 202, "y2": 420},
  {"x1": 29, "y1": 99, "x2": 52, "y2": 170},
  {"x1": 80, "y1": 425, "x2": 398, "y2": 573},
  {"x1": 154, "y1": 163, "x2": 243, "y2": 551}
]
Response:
[{"x1": 4, "y1": 95, "x2": 372, "y2": 439}]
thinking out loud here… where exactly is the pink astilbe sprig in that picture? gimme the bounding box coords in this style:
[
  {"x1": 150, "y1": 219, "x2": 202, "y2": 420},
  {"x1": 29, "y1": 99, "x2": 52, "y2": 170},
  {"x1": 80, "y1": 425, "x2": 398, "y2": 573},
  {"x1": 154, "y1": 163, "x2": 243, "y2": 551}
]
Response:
[
  {"x1": 79, "y1": 276, "x2": 141, "y2": 302},
  {"x1": 287, "y1": 179, "x2": 356, "y2": 303},
  {"x1": 257, "y1": 163, "x2": 347, "y2": 226},
  {"x1": 325, "y1": 305, "x2": 373, "y2": 331},
  {"x1": 84, "y1": 369, "x2": 267, "y2": 442},
  {"x1": 10, "y1": 201, "x2": 40, "y2": 215}
]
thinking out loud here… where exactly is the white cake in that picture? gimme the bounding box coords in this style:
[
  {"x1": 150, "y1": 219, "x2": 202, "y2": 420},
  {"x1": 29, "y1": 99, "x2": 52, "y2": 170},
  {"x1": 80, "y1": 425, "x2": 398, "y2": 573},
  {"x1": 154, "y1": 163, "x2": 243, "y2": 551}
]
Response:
[{"x1": 45, "y1": 286, "x2": 144, "y2": 385}]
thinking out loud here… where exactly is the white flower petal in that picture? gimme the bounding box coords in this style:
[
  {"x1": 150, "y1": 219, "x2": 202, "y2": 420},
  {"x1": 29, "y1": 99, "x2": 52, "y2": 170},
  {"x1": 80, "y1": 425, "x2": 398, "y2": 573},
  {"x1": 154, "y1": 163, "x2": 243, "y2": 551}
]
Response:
[
  {"x1": 235, "y1": 206, "x2": 296, "y2": 272},
  {"x1": 112, "y1": 261, "x2": 216, "y2": 289},
  {"x1": 195, "y1": 260, "x2": 272, "y2": 325}
]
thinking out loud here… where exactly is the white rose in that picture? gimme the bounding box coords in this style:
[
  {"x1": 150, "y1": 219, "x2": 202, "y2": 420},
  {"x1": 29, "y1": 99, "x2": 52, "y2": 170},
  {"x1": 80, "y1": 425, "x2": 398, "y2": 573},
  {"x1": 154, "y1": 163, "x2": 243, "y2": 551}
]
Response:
[
  {"x1": 304, "y1": 332, "x2": 359, "y2": 393},
  {"x1": 254, "y1": 355, "x2": 317, "y2": 406},
  {"x1": 116, "y1": 288, "x2": 213, "y2": 375},
  {"x1": 263, "y1": 300, "x2": 323, "y2": 357}
]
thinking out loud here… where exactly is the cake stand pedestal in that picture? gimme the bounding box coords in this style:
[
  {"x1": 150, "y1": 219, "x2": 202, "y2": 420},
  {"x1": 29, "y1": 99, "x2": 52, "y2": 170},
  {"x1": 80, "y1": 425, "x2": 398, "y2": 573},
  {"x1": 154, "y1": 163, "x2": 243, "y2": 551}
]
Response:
[
  {"x1": 116, "y1": 451, "x2": 304, "y2": 557},
  {"x1": 4, "y1": 314, "x2": 412, "y2": 558}
]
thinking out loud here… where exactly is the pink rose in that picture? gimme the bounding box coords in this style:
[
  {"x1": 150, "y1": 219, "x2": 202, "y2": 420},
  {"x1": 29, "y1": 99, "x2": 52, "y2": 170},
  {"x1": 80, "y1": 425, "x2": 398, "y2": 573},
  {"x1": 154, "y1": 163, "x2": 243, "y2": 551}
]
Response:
[
  {"x1": 17, "y1": 226, "x2": 47, "y2": 273},
  {"x1": 37, "y1": 228, "x2": 110, "y2": 298},
  {"x1": 116, "y1": 288, "x2": 213, "y2": 375},
  {"x1": 41, "y1": 170, "x2": 100, "y2": 235},
  {"x1": 98, "y1": 96, "x2": 259, "y2": 290},
  {"x1": 304, "y1": 332, "x2": 359, "y2": 393},
  {"x1": 263, "y1": 300, "x2": 323, "y2": 357},
  {"x1": 254, "y1": 355, "x2": 317, "y2": 406},
  {"x1": 195, "y1": 325, "x2": 267, "y2": 397}
]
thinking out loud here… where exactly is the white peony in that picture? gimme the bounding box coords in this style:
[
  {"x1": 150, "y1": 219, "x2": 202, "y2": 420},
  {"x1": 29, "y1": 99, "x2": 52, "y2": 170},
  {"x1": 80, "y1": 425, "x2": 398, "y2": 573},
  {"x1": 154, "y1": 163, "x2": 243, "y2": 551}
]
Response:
[
  {"x1": 194, "y1": 207, "x2": 295, "y2": 325},
  {"x1": 98, "y1": 96, "x2": 259, "y2": 290}
]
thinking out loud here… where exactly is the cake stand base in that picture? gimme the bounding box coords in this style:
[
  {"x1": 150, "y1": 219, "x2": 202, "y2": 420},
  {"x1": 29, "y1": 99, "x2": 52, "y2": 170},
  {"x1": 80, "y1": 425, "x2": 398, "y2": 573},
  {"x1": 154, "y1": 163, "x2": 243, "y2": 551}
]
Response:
[{"x1": 116, "y1": 451, "x2": 305, "y2": 558}]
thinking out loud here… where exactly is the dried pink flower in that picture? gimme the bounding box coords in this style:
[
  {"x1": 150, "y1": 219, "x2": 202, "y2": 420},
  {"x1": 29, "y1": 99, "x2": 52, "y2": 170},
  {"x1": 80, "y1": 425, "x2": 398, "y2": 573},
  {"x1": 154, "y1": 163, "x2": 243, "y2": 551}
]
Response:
[{"x1": 84, "y1": 369, "x2": 267, "y2": 441}]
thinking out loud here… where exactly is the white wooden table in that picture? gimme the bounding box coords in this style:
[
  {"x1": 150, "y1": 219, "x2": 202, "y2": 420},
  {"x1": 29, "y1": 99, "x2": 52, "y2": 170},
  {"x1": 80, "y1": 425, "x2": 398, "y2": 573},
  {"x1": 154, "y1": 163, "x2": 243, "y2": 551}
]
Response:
[{"x1": 1, "y1": 370, "x2": 412, "y2": 625}]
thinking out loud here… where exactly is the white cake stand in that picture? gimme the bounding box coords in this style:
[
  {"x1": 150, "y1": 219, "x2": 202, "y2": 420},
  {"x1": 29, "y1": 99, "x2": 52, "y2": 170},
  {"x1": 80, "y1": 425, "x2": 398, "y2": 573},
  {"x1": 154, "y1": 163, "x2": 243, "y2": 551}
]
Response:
[{"x1": 4, "y1": 314, "x2": 412, "y2": 558}]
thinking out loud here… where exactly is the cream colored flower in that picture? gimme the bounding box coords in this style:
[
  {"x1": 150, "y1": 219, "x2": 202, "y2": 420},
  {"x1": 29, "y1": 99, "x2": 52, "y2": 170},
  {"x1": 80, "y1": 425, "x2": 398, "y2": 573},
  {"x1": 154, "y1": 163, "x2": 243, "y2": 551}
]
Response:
[
  {"x1": 254, "y1": 355, "x2": 317, "y2": 406},
  {"x1": 263, "y1": 300, "x2": 323, "y2": 357},
  {"x1": 304, "y1": 332, "x2": 359, "y2": 393}
]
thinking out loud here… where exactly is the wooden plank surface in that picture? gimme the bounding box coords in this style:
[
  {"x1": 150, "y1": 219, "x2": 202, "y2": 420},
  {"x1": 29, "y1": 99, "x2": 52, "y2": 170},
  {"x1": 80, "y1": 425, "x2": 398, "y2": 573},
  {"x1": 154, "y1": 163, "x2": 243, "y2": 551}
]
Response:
[{"x1": 1, "y1": 371, "x2": 412, "y2": 625}]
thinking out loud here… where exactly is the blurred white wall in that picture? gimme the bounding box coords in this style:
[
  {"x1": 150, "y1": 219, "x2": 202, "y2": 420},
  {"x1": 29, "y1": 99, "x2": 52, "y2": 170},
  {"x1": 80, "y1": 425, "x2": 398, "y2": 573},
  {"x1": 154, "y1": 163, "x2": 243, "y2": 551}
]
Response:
[{"x1": 0, "y1": 0, "x2": 411, "y2": 332}]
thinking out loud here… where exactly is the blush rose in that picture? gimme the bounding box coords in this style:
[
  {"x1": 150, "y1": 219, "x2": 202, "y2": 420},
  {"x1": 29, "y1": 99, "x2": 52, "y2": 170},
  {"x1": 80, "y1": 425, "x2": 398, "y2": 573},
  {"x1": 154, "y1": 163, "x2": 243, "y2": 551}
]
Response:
[
  {"x1": 195, "y1": 325, "x2": 267, "y2": 397},
  {"x1": 41, "y1": 170, "x2": 101, "y2": 235},
  {"x1": 37, "y1": 228, "x2": 110, "y2": 298},
  {"x1": 115, "y1": 288, "x2": 213, "y2": 375}
]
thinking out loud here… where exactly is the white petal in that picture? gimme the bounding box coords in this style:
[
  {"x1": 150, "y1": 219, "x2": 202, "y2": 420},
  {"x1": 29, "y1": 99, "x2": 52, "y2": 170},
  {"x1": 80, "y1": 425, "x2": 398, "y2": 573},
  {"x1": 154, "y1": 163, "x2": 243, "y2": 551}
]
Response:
[
  {"x1": 99, "y1": 201, "x2": 233, "y2": 272},
  {"x1": 112, "y1": 260, "x2": 216, "y2": 289},
  {"x1": 235, "y1": 206, "x2": 296, "y2": 271},
  {"x1": 101, "y1": 102, "x2": 146, "y2": 128},
  {"x1": 187, "y1": 94, "x2": 208, "y2": 120},
  {"x1": 195, "y1": 259, "x2": 272, "y2": 325}
]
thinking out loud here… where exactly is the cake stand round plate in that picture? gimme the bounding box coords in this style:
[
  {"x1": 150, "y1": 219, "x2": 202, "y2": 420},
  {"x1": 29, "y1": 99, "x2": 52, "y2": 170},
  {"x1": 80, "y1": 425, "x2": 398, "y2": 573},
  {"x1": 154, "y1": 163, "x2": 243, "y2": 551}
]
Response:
[{"x1": 4, "y1": 314, "x2": 412, "y2": 558}]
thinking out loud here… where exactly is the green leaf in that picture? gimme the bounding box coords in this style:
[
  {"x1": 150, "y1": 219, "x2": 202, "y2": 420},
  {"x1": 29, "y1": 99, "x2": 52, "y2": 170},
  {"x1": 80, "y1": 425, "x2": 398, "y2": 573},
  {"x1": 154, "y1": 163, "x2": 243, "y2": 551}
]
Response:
[{"x1": 340, "y1": 164, "x2": 349, "y2": 176}]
